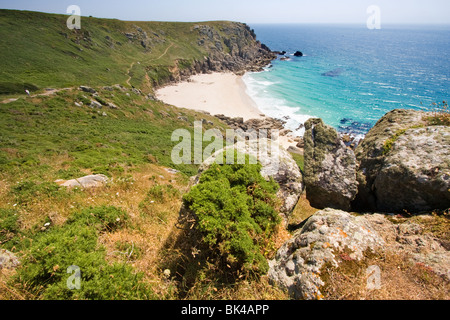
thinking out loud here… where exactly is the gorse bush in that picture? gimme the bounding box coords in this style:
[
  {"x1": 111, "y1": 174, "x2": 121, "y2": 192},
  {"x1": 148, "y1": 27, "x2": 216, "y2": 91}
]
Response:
[
  {"x1": 182, "y1": 159, "x2": 281, "y2": 276},
  {"x1": 15, "y1": 206, "x2": 155, "y2": 300}
]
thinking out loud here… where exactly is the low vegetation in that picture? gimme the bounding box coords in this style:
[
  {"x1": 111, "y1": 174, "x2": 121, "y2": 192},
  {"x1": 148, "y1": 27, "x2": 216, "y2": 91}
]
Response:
[
  {"x1": 425, "y1": 100, "x2": 450, "y2": 126},
  {"x1": 182, "y1": 158, "x2": 281, "y2": 277},
  {"x1": 320, "y1": 249, "x2": 449, "y2": 300},
  {"x1": 14, "y1": 206, "x2": 155, "y2": 300}
]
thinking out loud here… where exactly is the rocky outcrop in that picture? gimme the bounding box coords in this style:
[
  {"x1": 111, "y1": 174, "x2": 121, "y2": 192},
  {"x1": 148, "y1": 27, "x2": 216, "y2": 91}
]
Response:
[
  {"x1": 268, "y1": 209, "x2": 450, "y2": 300},
  {"x1": 268, "y1": 209, "x2": 385, "y2": 300},
  {"x1": 79, "y1": 86, "x2": 96, "y2": 94},
  {"x1": 303, "y1": 110, "x2": 449, "y2": 214},
  {"x1": 123, "y1": 25, "x2": 165, "y2": 51},
  {"x1": 303, "y1": 118, "x2": 358, "y2": 211},
  {"x1": 215, "y1": 114, "x2": 286, "y2": 134},
  {"x1": 354, "y1": 109, "x2": 450, "y2": 213},
  {"x1": 197, "y1": 138, "x2": 304, "y2": 217},
  {"x1": 160, "y1": 23, "x2": 276, "y2": 85}
]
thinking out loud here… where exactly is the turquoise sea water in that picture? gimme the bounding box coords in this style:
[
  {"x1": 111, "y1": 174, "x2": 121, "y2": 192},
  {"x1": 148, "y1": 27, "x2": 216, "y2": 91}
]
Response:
[{"x1": 243, "y1": 24, "x2": 450, "y2": 136}]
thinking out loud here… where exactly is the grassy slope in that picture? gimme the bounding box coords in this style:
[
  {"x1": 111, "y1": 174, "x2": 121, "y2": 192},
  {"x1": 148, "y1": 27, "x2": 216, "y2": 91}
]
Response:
[{"x1": 0, "y1": 10, "x2": 290, "y2": 300}]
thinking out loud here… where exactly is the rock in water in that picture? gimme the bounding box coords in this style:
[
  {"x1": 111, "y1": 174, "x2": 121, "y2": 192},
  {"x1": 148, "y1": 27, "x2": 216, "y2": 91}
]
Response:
[
  {"x1": 321, "y1": 68, "x2": 344, "y2": 77},
  {"x1": 303, "y1": 118, "x2": 358, "y2": 211},
  {"x1": 294, "y1": 51, "x2": 303, "y2": 57},
  {"x1": 354, "y1": 109, "x2": 450, "y2": 213},
  {"x1": 56, "y1": 174, "x2": 109, "y2": 189}
]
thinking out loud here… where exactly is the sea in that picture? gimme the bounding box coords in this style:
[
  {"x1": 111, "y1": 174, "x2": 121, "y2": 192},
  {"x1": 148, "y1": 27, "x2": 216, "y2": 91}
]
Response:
[{"x1": 243, "y1": 24, "x2": 450, "y2": 137}]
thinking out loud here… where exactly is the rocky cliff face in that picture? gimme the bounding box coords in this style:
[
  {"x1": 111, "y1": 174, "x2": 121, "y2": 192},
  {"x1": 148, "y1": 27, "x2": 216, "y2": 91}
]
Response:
[
  {"x1": 195, "y1": 23, "x2": 275, "y2": 74},
  {"x1": 304, "y1": 109, "x2": 450, "y2": 214},
  {"x1": 167, "y1": 23, "x2": 276, "y2": 84}
]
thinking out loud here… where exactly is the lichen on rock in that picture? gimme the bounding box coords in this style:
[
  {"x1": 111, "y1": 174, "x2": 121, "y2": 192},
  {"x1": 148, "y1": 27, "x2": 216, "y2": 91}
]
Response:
[{"x1": 268, "y1": 209, "x2": 385, "y2": 300}]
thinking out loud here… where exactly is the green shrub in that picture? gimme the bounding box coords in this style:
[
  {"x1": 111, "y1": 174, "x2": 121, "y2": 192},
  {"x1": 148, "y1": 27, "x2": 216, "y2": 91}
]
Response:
[
  {"x1": 15, "y1": 206, "x2": 154, "y2": 300},
  {"x1": 56, "y1": 167, "x2": 84, "y2": 180},
  {"x1": 67, "y1": 206, "x2": 129, "y2": 232},
  {"x1": 77, "y1": 94, "x2": 91, "y2": 105},
  {"x1": 146, "y1": 184, "x2": 180, "y2": 203},
  {"x1": 0, "y1": 82, "x2": 39, "y2": 95},
  {"x1": 182, "y1": 160, "x2": 280, "y2": 276}
]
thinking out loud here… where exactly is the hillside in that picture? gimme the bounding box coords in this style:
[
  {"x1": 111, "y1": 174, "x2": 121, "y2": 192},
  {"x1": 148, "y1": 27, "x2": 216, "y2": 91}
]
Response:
[
  {"x1": 0, "y1": 9, "x2": 289, "y2": 300},
  {"x1": 0, "y1": 9, "x2": 274, "y2": 96}
]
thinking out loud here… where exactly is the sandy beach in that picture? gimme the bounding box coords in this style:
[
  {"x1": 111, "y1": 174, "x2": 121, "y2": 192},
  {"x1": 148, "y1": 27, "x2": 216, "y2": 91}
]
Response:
[
  {"x1": 156, "y1": 72, "x2": 265, "y2": 121},
  {"x1": 156, "y1": 72, "x2": 300, "y2": 151}
]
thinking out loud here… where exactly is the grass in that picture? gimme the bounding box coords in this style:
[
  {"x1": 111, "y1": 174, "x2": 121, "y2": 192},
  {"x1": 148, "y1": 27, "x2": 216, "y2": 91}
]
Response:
[
  {"x1": 290, "y1": 153, "x2": 305, "y2": 172},
  {"x1": 0, "y1": 10, "x2": 248, "y2": 96},
  {"x1": 424, "y1": 100, "x2": 450, "y2": 126},
  {"x1": 320, "y1": 249, "x2": 449, "y2": 300},
  {"x1": 0, "y1": 86, "x2": 228, "y2": 181}
]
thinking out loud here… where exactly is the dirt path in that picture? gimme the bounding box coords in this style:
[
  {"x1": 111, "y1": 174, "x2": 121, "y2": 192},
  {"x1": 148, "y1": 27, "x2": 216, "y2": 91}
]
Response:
[
  {"x1": 152, "y1": 42, "x2": 174, "y2": 62},
  {"x1": 125, "y1": 62, "x2": 136, "y2": 87},
  {"x1": 1, "y1": 87, "x2": 73, "y2": 104},
  {"x1": 1, "y1": 42, "x2": 176, "y2": 103},
  {"x1": 125, "y1": 42, "x2": 174, "y2": 87}
]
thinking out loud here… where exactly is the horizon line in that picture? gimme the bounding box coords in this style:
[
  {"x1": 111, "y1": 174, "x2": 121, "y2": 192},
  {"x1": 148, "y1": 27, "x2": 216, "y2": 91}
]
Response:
[{"x1": 2, "y1": 8, "x2": 450, "y2": 26}]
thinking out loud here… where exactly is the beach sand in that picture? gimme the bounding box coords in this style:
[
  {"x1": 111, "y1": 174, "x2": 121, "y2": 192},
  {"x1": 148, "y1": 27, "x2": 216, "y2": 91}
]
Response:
[
  {"x1": 156, "y1": 72, "x2": 265, "y2": 121},
  {"x1": 155, "y1": 72, "x2": 300, "y2": 151}
]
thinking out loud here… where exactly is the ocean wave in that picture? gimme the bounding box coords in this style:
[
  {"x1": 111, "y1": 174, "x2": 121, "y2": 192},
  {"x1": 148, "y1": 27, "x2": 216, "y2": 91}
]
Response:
[
  {"x1": 382, "y1": 100, "x2": 402, "y2": 104},
  {"x1": 243, "y1": 74, "x2": 312, "y2": 136}
]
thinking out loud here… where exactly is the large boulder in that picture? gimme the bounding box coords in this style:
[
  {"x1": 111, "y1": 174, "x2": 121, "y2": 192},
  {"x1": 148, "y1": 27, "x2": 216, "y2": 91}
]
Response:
[
  {"x1": 268, "y1": 209, "x2": 450, "y2": 300},
  {"x1": 268, "y1": 209, "x2": 385, "y2": 300},
  {"x1": 303, "y1": 118, "x2": 358, "y2": 211},
  {"x1": 55, "y1": 174, "x2": 109, "y2": 189},
  {"x1": 197, "y1": 138, "x2": 304, "y2": 217},
  {"x1": 354, "y1": 109, "x2": 450, "y2": 213}
]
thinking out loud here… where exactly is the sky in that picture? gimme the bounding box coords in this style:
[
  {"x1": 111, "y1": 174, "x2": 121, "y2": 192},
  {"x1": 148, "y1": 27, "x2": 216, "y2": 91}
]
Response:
[{"x1": 0, "y1": 0, "x2": 449, "y2": 24}]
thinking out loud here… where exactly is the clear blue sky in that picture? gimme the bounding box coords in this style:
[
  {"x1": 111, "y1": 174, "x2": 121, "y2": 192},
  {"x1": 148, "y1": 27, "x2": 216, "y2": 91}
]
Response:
[{"x1": 1, "y1": 0, "x2": 449, "y2": 24}]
